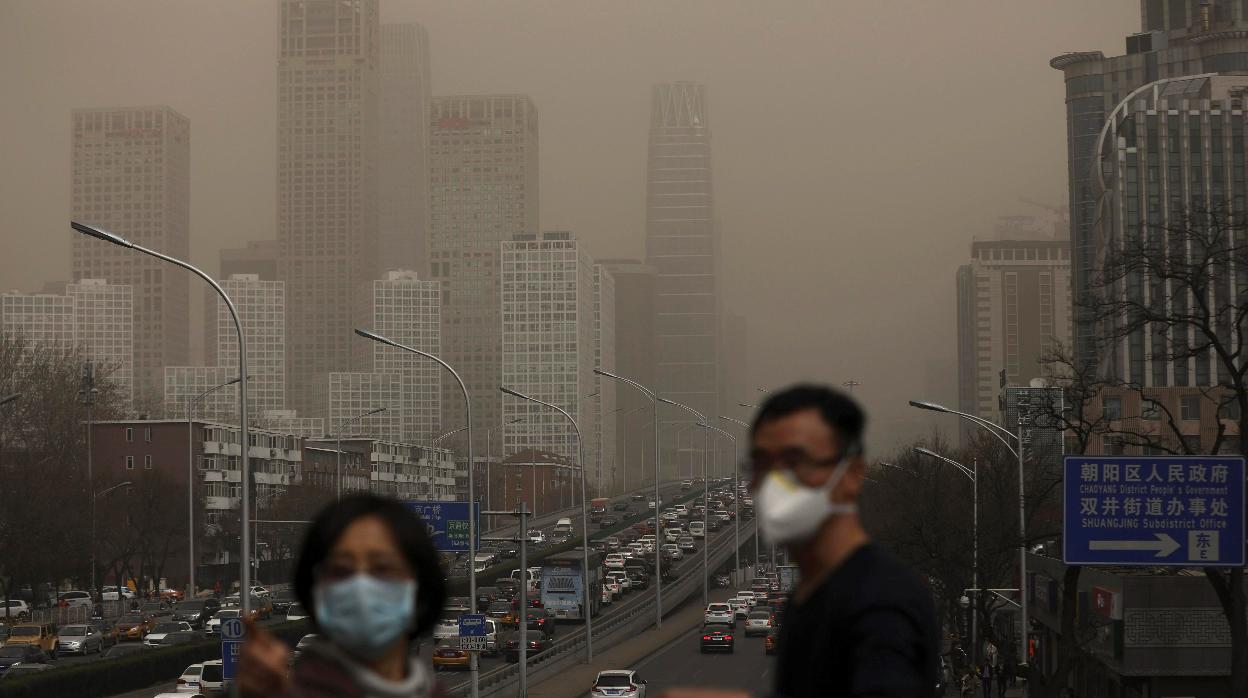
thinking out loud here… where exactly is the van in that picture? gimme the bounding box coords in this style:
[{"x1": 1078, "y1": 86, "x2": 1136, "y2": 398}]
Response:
[{"x1": 552, "y1": 518, "x2": 574, "y2": 536}]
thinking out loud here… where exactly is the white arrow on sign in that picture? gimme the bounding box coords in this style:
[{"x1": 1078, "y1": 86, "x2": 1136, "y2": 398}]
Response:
[{"x1": 1089, "y1": 533, "x2": 1181, "y2": 557}]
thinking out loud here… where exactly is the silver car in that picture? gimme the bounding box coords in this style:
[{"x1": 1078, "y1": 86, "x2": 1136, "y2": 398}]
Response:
[
  {"x1": 745, "y1": 610, "x2": 773, "y2": 637},
  {"x1": 58, "y1": 624, "x2": 104, "y2": 655}
]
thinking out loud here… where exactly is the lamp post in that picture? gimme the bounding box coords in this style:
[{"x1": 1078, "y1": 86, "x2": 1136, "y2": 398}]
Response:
[
  {"x1": 659, "y1": 397, "x2": 710, "y2": 606},
  {"x1": 486, "y1": 417, "x2": 524, "y2": 528},
  {"x1": 355, "y1": 329, "x2": 477, "y2": 698},
  {"x1": 718, "y1": 415, "x2": 757, "y2": 568},
  {"x1": 73, "y1": 221, "x2": 252, "y2": 616},
  {"x1": 594, "y1": 368, "x2": 663, "y2": 630},
  {"x1": 915, "y1": 446, "x2": 979, "y2": 666},
  {"x1": 910, "y1": 399, "x2": 1026, "y2": 671},
  {"x1": 500, "y1": 386, "x2": 595, "y2": 661},
  {"x1": 187, "y1": 375, "x2": 246, "y2": 598},
  {"x1": 93, "y1": 479, "x2": 133, "y2": 593},
  {"x1": 336, "y1": 407, "x2": 387, "y2": 501},
  {"x1": 433, "y1": 426, "x2": 468, "y2": 445},
  {"x1": 699, "y1": 422, "x2": 740, "y2": 576},
  {"x1": 79, "y1": 362, "x2": 98, "y2": 597}
]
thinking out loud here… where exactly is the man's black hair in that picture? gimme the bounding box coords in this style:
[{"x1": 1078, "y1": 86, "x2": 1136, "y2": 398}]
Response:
[
  {"x1": 293, "y1": 493, "x2": 446, "y2": 640},
  {"x1": 750, "y1": 384, "x2": 866, "y2": 455}
]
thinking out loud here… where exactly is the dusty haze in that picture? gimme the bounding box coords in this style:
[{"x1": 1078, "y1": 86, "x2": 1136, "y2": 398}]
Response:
[{"x1": 0, "y1": 1, "x2": 1136, "y2": 449}]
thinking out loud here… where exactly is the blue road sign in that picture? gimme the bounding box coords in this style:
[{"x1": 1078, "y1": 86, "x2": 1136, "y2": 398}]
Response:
[
  {"x1": 459, "y1": 614, "x2": 487, "y2": 637},
  {"x1": 220, "y1": 617, "x2": 245, "y2": 641},
  {"x1": 405, "y1": 501, "x2": 480, "y2": 552},
  {"x1": 220, "y1": 617, "x2": 245, "y2": 680},
  {"x1": 1064, "y1": 456, "x2": 1246, "y2": 567}
]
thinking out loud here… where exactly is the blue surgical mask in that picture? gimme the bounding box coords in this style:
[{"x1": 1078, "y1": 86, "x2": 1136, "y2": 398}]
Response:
[{"x1": 313, "y1": 573, "x2": 417, "y2": 659}]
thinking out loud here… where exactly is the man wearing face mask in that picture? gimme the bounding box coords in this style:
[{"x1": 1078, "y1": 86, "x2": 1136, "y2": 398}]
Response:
[
  {"x1": 662, "y1": 386, "x2": 939, "y2": 698},
  {"x1": 755, "y1": 384, "x2": 939, "y2": 698}
]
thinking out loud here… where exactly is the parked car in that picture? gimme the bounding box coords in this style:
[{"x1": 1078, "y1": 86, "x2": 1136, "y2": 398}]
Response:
[
  {"x1": 144, "y1": 621, "x2": 194, "y2": 647},
  {"x1": 700, "y1": 623, "x2": 735, "y2": 653},
  {"x1": 100, "y1": 586, "x2": 135, "y2": 602},
  {"x1": 0, "y1": 600, "x2": 30, "y2": 622},
  {"x1": 176, "y1": 663, "x2": 205, "y2": 693},
  {"x1": 5, "y1": 624, "x2": 58, "y2": 656},
  {"x1": 591, "y1": 669, "x2": 649, "y2": 698},
  {"x1": 199, "y1": 659, "x2": 226, "y2": 696},
  {"x1": 57, "y1": 624, "x2": 103, "y2": 655},
  {"x1": 57, "y1": 590, "x2": 93, "y2": 609}
]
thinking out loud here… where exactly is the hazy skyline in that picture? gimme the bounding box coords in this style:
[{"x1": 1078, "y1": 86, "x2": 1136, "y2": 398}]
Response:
[{"x1": 0, "y1": 1, "x2": 1137, "y2": 448}]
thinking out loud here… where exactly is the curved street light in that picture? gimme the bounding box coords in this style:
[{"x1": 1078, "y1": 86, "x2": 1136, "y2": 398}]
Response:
[
  {"x1": 697, "y1": 422, "x2": 740, "y2": 576},
  {"x1": 73, "y1": 220, "x2": 252, "y2": 616},
  {"x1": 187, "y1": 375, "x2": 247, "y2": 597},
  {"x1": 336, "y1": 407, "x2": 387, "y2": 501},
  {"x1": 659, "y1": 397, "x2": 711, "y2": 607},
  {"x1": 914, "y1": 446, "x2": 979, "y2": 666}
]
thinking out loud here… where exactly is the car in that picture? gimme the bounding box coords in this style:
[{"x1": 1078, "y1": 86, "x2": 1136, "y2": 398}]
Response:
[
  {"x1": 475, "y1": 587, "x2": 499, "y2": 612},
  {"x1": 600, "y1": 584, "x2": 613, "y2": 606},
  {"x1": 707, "y1": 517, "x2": 722, "y2": 532},
  {"x1": 115, "y1": 611, "x2": 157, "y2": 641},
  {"x1": 0, "y1": 663, "x2": 52, "y2": 680},
  {"x1": 0, "y1": 644, "x2": 49, "y2": 677},
  {"x1": 606, "y1": 570, "x2": 632, "y2": 593},
  {"x1": 473, "y1": 553, "x2": 497, "y2": 574},
  {"x1": 159, "y1": 588, "x2": 186, "y2": 603},
  {"x1": 661, "y1": 544, "x2": 682, "y2": 561},
  {"x1": 0, "y1": 600, "x2": 30, "y2": 621},
  {"x1": 700, "y1": 623, "x2": 735, "y2": 653},
  {"x1": 713, "y1": 510, "x2": 731, "y2": 523},
  {"x1": 285, "y1": 603, "x2": 310, "y2": 622},
  {"x1": 100, "y1": 586, "x2": 135, "y2": 602},
  {"x1": 431, "y1": 640, "x2": 471, "y2": 671},
  {"x1": 527, "y1": 530, "x2": 547, "y2": 545},
  {"x1": 58, "y1": 624, "x2": 104, "y2": 655},
  {"x1": 604, "y1": 580, "x2": 622, "y2": 600},
  {"x1": 745, "y1": 609, "x2": 773, "y2": 637},
  {"x1": 630, "y1": 493, "x2": 644, "y2": 501},
  {"x1": 102, "y1": 643, "x2": 146, "y2": 659},
  {"x1": 681, "y1": 480, "x2": 692, "y2": 491},
  {"x1": 678, "y1": 537, "x2": 697, "y2": 552},
  {"x1": 88, "y1": 619, "x2": 118, "y2": 647},
  {"x1": 606, "y1": 536, "x2": 622, "y2": 552},
  {"x1": 612, "y1": 501, "x2": 629, "y2": 511},
  {"x1": 176, "y1": 662, "x2": 205, "y2": 693},
  {"x1": 704, "y1": 603, "x2": 735, "y2": 626},
  {"x1": 221, "y1": 594, "x2": 271, "y2": 619},
  {"x1": 144, "y1": 621, "x2": 194, "y2": 647},
  {"x1": 737, "y1": 591, "x2": 758, "y2": 608},
  {"x1": 433, "y1": 616, "x2": 461, "y2": 641},
  {"x1": 727, "y1": 597, "x2": 750, "y2": 619},
  {"x1": 604, "y1": 553, "x2": 626, "y2": 569},
  {"x1": 270, "y1": 591, "x2": 297, "y2": 615},
  {"x1": 55, "y1": 590, "x2": 93, "y2": 610},
  {"x1": 591, "y1": 669, "x2": 649, "y2": 698},
  {"x1": 204, "y1": 608, "x2": 240, "y2": 637},
  {"x1": 199, "y1": 659, "x2": 225, "y2": 696},
  {"x1": 5, "y1": 624, "x2": 58, "y2": 656},
  {"x1": 172, "y1": 598, "x2": 221, "y2": 629},
  {"x1": 599, "y1": 516, "x2": 618, "y2": 528},
  {"x1": 764, "y1": 627, "x2": 779, "y2": 655},
  {"x1": 291, "y1": 634, "x2": 318, "y2": 664},
  {"x1": 501, "y1": 629, "x2": 552, "y2": 663},
  {"x1": 689, "y1": 521, "x2": 706, "y2": 538}
]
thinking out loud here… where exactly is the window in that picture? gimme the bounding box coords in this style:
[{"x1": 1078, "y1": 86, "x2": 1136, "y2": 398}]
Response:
[
  {"x1": 125, "y1": 456, "x2": 135, "y2": 470},
  {"x1": 1103, "y1": 436, "x2": 1125, "y2": 455},
  {"x1": 1181, "y1": 395, "x2": 1201, "y2": 421},
  {"x1": 1103, "y1": 397, "x2": 1123, "y2": 420},
  {"x1": 144, "y1": 455, "x2": 152, "y2": 470},
  {"x1": 125, "y1": 428, "x2": 134, "y2": 443},
  {"x1": 144, "y1": 427, "x2": 151, "y2": 443},
  {"x1": 1223, "y1": 400, "x2": 1241, "y2": 421},
  {"x1": 1141, "y1": 400, "x2": 1162, "y2": 421}
]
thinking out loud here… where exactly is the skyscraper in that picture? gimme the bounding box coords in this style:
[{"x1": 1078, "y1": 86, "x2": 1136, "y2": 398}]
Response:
[
  {"x1": 277, "y1": 0, "x2": 381, "y2": 417},
  {"x1": 593, "y1": 264, "x2": 617, "y2": 494},
  {"x1": 597, "y1": 259, "x2": 657, "y2": 487},
  {"x1": 1052, "y1": 1, "x2": 1248, "y2": 364},
  {"x1": 379, "y1": 23, "x2": 432, "y2": 276},
  {"x1": 429, "y1": 95, "x2": 539, "y2": 450},
  {"x1": 645, "y1": 82, "x2": 719, "y2": 476},
  {"x1": 372, "y1": 270, "x2": 440, "y2": 442},
  {"x1": 71, "y1": 106, "x2": 190, "y2": 407}
]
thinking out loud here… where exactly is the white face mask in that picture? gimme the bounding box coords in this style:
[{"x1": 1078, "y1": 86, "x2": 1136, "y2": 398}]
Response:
[{"x1": 757, "y1": 461, "x2": 857, "y2": 546}]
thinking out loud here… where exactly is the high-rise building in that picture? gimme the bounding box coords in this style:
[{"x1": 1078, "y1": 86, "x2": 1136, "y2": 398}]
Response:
[
  {"x1": 71, "y1": 106, "x2": 190, "y2": 406},
  {"x1": 597, "y1": 259, "x2": 657, "y2": 488},
  {"x1": 1052, "y1": 2, "x2": 1248, "y2": 363},
  {"x1": 327, "y1": 371, "x2": 404, "y2": 442},
  {"x1": 278, "y1": 0, "x2": 381, "y2": 417},
  {"x1": 645, "y1": 82, "x2": 719, "y2": 477},
  {"x1": 954, "y1": 223, "x2": 1072, "y2": 427},
  {"x1": 219, "y1": 240, "x2": 279, "y2": 281},
  {"x1": 429, "y1": 95, "x2": 539, "y2": 450},
  {"x1": 501, "y1": 233, "x2": 607, "y2": 483},
  {"x1": 2, "y1": 280, "x2": 134, "y2": 404},
  {"x1": 379, "y1": 23, "x2": 432, "y2": 276},
  {"x1": 593, "y1": 264, "x2": 617, "y2": 494},
  {"x1": 164, "y1": 365, "x2": 237, "y2": 422},
  {"x1": 372, "y1": 270, "x2": 440, "y2": 442}
]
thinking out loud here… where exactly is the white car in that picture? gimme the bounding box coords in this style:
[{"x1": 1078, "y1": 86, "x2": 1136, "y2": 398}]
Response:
[
  {"x1": 704, "y1": 603, "x2": 735, "y2": 626},
  {"x1": 713, "y1": 510, "x2": 731, "y2": 523},
  {"x1": 591, "y1": 669, "x2": 649, "y2": 698},
  {"x1": 601, "y1": 584, "x2": 613, "y2": 606},
  {"x1": 745, "y1": 609, "x2": 773, "y2": 636},
  {"x1": 689, "y1": 521, "x2": 706, "y2": 538},
  {"x1": 100, "y1": 586, "x2": 136, "y2": 602},
  {"x1": 57, "y1": 590, "x2": 93, "y2": 609},
  {"x1": 0, "y1": 599, "x2": 30, "y2": 620},
  {"x1": 176, "y1": 663, "x2": 204, "y2": 693},
  {"x1": 528, "y1": 529, "x2": 547, "y2": 545},
  {"x1": 144, "y1": 621, "x2": 193, "y2": 647},
  {"x1": 727, "y1": 597, "x2": 751, "y2": 619},
  {"x1": 661, "y1": 544, "x2": 682, "y2": 560},
  {"x1": 606, "y1": 571, "x2": 632, "y2": 593},
  {"x1": 199, "y1": 660, "x2": 225, "y2": 696},
  {"x1": 433, "y1": 616, "x2": 461, "y2": 641},
  {"x1": 737, "y1": 591, "x2": 758, "y2": 608},
  {"x1": 604, "y1": 580, "x2": 623, "y2": 600},
  {"x1": 204, "y1": 608, "x2": 241, "y2": 636},
  {"x1": 604, "y1": 553, "x2": 626, "y2": 569}
]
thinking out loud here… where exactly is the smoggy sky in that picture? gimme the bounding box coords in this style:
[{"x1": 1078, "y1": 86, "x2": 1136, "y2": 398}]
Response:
[{"x1": 0, "y1": 1, "x2": 1137, "y2": 450}]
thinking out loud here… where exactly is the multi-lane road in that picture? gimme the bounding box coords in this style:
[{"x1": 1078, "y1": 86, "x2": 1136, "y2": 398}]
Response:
[{"x1": 632, "y1": 616, "x2": 776, "y2": 696}]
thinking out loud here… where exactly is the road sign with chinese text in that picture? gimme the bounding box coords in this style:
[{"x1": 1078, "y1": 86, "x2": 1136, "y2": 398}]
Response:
[
  {"x1": 220, "y1": 617, "x2": 245, "y2": 680},
  {"x1": 1064, "y1": 456, "x2": 1245, "y2": 566},
  {"x1": 404, "y1": 501, "x2": 480, "y2": 552}
]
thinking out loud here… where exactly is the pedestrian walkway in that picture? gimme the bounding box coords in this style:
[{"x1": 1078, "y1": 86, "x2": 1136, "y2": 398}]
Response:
[{"x1": 528, "y1": 590, "x2": 733, "y2": 698}]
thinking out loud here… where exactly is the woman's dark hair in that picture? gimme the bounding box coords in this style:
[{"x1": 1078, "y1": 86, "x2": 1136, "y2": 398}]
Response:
[
  {"x1": 293, "y1": 493, "x2": 446, "y2": 639},
  {"x1": 750, "y1": 384, "x2": 866, "y2": 454}
]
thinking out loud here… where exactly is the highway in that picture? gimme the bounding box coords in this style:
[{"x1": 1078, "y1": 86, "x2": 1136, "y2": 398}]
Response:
[{"x1": 631, "y1": 616, "x2": 776, "y2": 697}]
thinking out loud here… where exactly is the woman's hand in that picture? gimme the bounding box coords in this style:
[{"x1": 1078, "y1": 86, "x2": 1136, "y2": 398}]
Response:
[{"x1": 237, "y1": 614, "x2": 292, "y2": 698}]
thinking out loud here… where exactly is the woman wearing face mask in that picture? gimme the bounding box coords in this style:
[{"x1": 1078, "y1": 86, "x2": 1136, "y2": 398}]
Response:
[{"x1": 238, "y1": 494, "x2": 448, "y2": 698}]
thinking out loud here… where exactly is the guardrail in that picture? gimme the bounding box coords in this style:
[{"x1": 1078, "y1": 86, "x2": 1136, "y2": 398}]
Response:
[{"x1": 448, "y1": 520, "x2": 757, "y2": 698}]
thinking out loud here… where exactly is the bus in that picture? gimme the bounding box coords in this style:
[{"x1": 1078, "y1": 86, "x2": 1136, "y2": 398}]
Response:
[{"x1": 540, "y1": 549, "x2": 602, "y2": 621}]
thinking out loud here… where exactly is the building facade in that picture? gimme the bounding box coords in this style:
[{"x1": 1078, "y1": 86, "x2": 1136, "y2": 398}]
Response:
[
  {"x1": 429, "y1": 94, "x2": 539, "y2": 452},
  {"x1": 955, "y1": 229, "x2": 1073, "y2": 427},
  {"x1": 645, "y1": 82, "x2": 720, "y2": 477},
  {"x1": 327, "y1": 371, "x2": 404, "y2": 443},
  {"x1": 71, "y1": 106, "x2": 190, "y2": 406},
  {"x1": 219, "y1": 240, "x2": 279, "y2": 281},
  {"x1": 597, "y1": 259, "x2": 657, "y2": 489},
  {"x1": 593, "y1": 264, "x2": 617, "y2": 495},
  {"x1": 372, "y1": 270, "x2": 440, "y2": 442},
  {"x1": 277, "y1": 0, "x2": 381, "y2": 417},
  {"x1": 379, "y1": 23, "x2": 432, "y2": 276}
]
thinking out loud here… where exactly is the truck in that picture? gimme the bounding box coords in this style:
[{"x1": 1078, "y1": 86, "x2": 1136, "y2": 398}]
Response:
[
  {"x1": 540, "y1": 550, "x2": 602, "y2": 621},
  {"x1": 590, "y1": 497, "x2": 610, "y2": 522},
  {"x1": 552, "y1": 518, "x2": 574, "y2": 537}
]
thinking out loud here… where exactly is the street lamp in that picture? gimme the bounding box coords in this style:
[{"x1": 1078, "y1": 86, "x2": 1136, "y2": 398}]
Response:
[
  {"x1": 434, "y1": 425, "x2": 468, "y2": 445},
  {"x1": 699, "y1": 422, "x2": 740, "y2": 577},
  {"x1": 659, "y1": 397, "x2": 710, "y2": 607},
  {"x1": 93, "y1": 480, "x2": 133, "y2": 595},
  {"x1": 594, "y1": 368, "x2": 664, "y2": 630},
  {"x1": 486, "y1": 418, "x2": 525, "y2": 526},
  {"x1": 73, "y1": 221, "x2": 253, "y2": 616},
  {"x1": 499, "y1": 386, "x2": 595, "y2": 662},
  {"x1": 909, "y1": 398, "x2": 1026, "y2": 668},
  {"x1": 914, "y1": 446, "x2": 979, "y2": 665},
  {"x1": 717, "y1": 415, "x2": 757, "y2": 567},
  {"x1": 355, "y1": 329, "x2": 478, "y2": 698},
  {"x1": 336, "y1": 407, "x2": 387, "y2": 501},
  {"x1": 187, "y1": 375, "x2": 247, "y2": 598}
]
